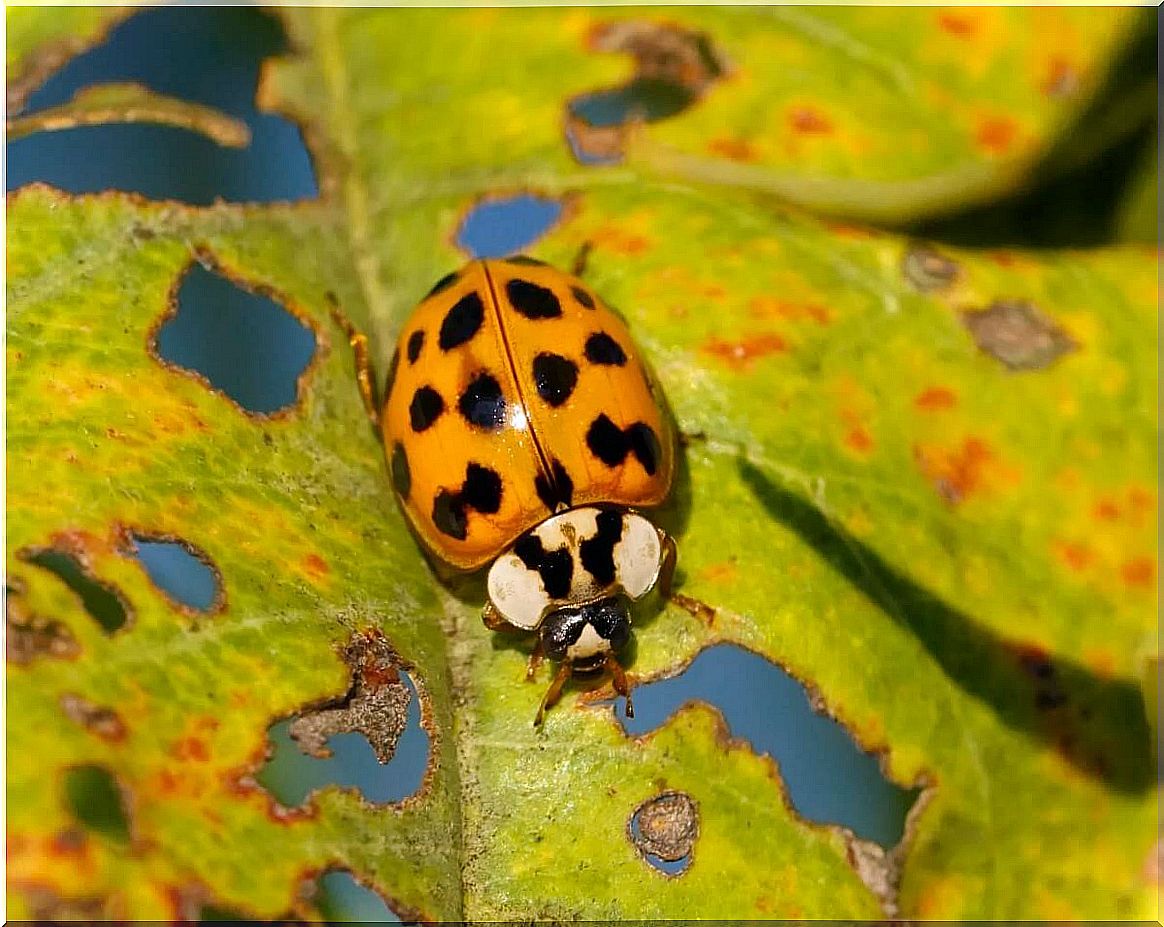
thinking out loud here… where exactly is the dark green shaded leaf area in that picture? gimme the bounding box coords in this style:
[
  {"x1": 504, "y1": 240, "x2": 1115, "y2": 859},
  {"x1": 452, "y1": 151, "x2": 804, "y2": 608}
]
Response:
[{"x1": 7, "y1": 7, "x2": 1157, "y2": 921}]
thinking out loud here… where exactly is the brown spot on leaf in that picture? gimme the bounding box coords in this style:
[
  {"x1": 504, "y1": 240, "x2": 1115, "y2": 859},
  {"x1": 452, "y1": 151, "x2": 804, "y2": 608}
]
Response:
[
  {"x1": 846, "y1": 834, "x2": 903, "y2": 917},
  {"x1": 961, "y1": 299, "x2": 1077, "y2": 371},
  {"x1": 975, "y1": 116, "x2": 1018, "y2": 156},
  {"x1": 702, "y1": 334, "x2": 786, "y2": 371},
  {"x1": 902, "y1": 245, "x2": 960, "y2": 292},
  {"x1": 937, "y1": 11, "x2": 977, "y2": 36},
  {"x1": 287, "y1": 630, "x2": 412, "y2": 764},
  {"x1": 1121, "y1": 557, "x2": 1155, "y2": 589},
  {"x1": 60, "y1": 694, "x2": 127, "y2": 743},
  {"x1": 20, "y1": 884, "x2": 106, "y2": 922},
  {"x1": 789, "y1": 106, "x2": 832, "y2": 135},
  {"x1": 629, "y1": 790, "x2": 699, "y2": 865},
  {"x1": 914, "y1": 386, "x2": 957, "y2": 411},
  {"x1": 1042, "y1": 57, "x2": 1079, "y2": 98},
  {"x1": 6, "y1": 592, "x2": 81, "y2": 664}
]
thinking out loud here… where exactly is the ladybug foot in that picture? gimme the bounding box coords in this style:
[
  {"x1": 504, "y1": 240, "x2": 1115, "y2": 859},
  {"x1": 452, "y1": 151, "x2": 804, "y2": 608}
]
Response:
[{"x1": 605, "y1": 653, "x2": 635, "y2": 719}]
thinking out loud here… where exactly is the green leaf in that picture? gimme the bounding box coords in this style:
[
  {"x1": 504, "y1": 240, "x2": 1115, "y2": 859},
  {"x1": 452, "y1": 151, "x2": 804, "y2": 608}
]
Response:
[{"x1": 8, "y1": 7, "x2": 1157, "y2": 921}]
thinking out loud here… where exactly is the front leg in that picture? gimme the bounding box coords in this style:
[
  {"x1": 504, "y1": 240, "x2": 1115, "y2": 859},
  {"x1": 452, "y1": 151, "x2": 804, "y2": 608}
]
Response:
[
  {"x1": 328, "y1": 295, "x2": 380, "y2": 424},
  {"x1": 658, "y1": 532, "x2": 716, "y2": 625}
]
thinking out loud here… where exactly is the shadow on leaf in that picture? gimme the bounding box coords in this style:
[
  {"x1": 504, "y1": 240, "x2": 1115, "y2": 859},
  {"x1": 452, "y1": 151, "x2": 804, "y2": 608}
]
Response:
[{"x1": 738, "y1": 458, "x2": 1152, "y2": 795}]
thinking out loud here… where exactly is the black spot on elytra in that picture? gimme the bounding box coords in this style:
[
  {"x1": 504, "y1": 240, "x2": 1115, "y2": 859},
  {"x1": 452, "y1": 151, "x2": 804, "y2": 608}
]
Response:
[
  {"x1": 391, "y1": 442, "x2": 411, "y2": 498},
  {"x1": 506, "y1": 255, "x2": 547, "y2": 266},
  {"x1": 586, "y1": 414, "x2": 661, "y2": 475},
  {"x1": 580, "y1": 509, "x2": 625, "y2": 586},
  {"x1": 459, "y1": 372, "x2": 507, "y2": 429},
  {"x1": 409, "y1": 386, "x2": 444, "y2": 432},
  {"x1": 406, "y1": 330, "x2": 425, "y2": 364},
  {"x1": 535, "y1": 458, "x2": 575, "y2": 511},
  {"x1": 533, "y1": 353, "x2": 579, "y2": 407},
  {"x1": 572, "y1": 285, "x2": 596, "y2": 309},
  {"x1": 585, "y1": 331, "x2": 627, "y2": 366},
  {"x1": 439, "y1": 292, "x2": 485, "y2": 350},
  {"x1": 507, "y1": 279, "x2": 561, "y2": 319},
  {"x1": 425, "y1": 270, "x2": 459, "y2": 299},
  {"x1": 432, "y1": 462, "x2": 504, "y2": 541},
  {"x1": 462, "y1": 462, "x2": 503, "y2": 514},
  {"x1": 513, "y1": 533, "x2": 574, "y2": 600}
]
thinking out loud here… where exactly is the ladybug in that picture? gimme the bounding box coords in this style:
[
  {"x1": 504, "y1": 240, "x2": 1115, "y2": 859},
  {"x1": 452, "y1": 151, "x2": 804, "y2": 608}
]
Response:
[{"x1": 334, "y1": 256, "x2": 683, "y2": 724}]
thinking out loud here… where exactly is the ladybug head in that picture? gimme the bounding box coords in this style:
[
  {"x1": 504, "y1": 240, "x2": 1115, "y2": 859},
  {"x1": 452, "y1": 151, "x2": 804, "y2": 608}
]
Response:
[{"x1": 539, "y1": 595, "x2": 632, "y2": 673}]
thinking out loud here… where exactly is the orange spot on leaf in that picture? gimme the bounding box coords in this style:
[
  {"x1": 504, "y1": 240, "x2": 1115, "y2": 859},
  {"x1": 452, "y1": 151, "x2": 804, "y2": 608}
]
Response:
[
  {"x1": 845, "y1": 427, "x2": 874, "y2": 455},
  {"x1": 789, "y1": 107, "x2": 832, "y2": 135},
  {"x1": 1121, "y1": 558, "x2": 1155, "y2": 589},
  {"x1": 915, "y1": 386, "x2": 957, "y2": 411},
  {"x1": 1053, "y1": 540, "x2": 1093, "y2": 573},
  {"x1": 1091, "y1": 499, "x2": 1120, "y2": 522},
  {"x1": 707, "y1": 136, "x2": 758, "y2": 162},
  {"x1": 302, "y1": 553, "x2": 330, "y2": 578},
  {"x1": 976, "y1": 117, "x2": 1018, "y2": 156},
  {"x1": 748, "y1": 296, "x2": 831, "y2": 325},
  {"x1": 699, "y1": 561, "x2": 738, "y2": 583},
  {"x1": 173, "y1": 736, "x2": 210, "y2": 762},
  {"x1": 702, "y1": 334, "x2": 787, "y2": 371},
  {"x1": 914, "y1": 436, "x2": 1018, "y2": 504},
  {"x1": 937, "y1": 11, "x2": 977, "y2": 36}
]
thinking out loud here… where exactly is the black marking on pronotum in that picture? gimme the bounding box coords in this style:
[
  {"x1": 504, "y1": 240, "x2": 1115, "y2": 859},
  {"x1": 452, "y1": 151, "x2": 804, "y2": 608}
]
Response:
[
  {"x1": 391, "y1": 442, "x2": 411, "y2": 498},
  {"x1": 584, "y1": 331, "x2": 627, "y2": 366},
  {"x1": 572, "y1": 286, "x2": 596, "y2": 309},
  {"x1": 513, "y1": 533, "x2": 574, "y2": 600},
  {"x1": 459, "y1": 372, "x2": 507, "y2": 429},
  {"x1": 586, "y1": 414, "x2": 661, "y2": 475},
  {"x1": 533, "y1": 353, "x2": 579, "y2": 407},
  {"x1": 507, "y1": 279, "x2": 562, "y2": 319},
  {"x1": 432, "y1": 462, "x2": 504, "y2": 540},
  {"x1": 439, "y1": 292, "x2": 485, "y2": 350},
  {"x1": 409, "y1": 385, "x2": 445, "y2": 432},
  {"x1": 406, "y1": 330, "x2": 425, "y2": 364},
  {"x1": 506, "y1": 255, "x2": 547, "y2": 267},
  {"x1": 579, "y1": 509, "x2": 625, "y2": 586},
  {"x1": 425, "y1": 270, "x2": 460, "y2": 299},
  {"x1": 535, "y1": 458, "x2": 575, "y2": 511}
]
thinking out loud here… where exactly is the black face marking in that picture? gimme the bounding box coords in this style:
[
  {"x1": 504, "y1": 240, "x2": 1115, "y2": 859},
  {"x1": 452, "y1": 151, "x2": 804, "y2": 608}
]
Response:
[
  {"x1": 439, "y1": 292, "x2": 485, "y2": 350},
  {"x1": 586, "y1": 414, "x2": 661, "y2": 475},
  {"x1": 571, "y1": 286, "x2": 596, "y2": 309},
  {"x1": 506, "y1": 255, "x2": 546, "y2": 266},
  {"x1": 409, "y1": 385, "x2": 445, "y2": 432},
  {"x1": 513, "y1": 534, "x2": 574, "y2": 600},
  {"x1": 532, "y1": 352, "x2": 579, "y2": 407},
  {"x1": 506, "y1": 279, "x2": 561, "y2": 319},
  {"x1": 431, "y1": 462, "x2": 505, "y2": 540},
  {"x1": 535, "y1": 458, "x2": 574, "y2": 511},
  {"x1": 391, "y1": 442, "x2": 411, "y2": 499},
  {"x1": 459, "y1": 372, "x2": 507, "y2": 429},
  {"x1": 539, "y1": 597, "x2": 630, "y2": 662},
  {"x1": 584, "y1": 331, "x2": 627, "y2": 366},
  {"x1": 461, "y1": 462, "x2": 502, "y2": 514},
  {"x1": 579, "y1": 509, "x2": 625, "y2": 586},
  {"x1": 425, "y1": 270, "x2": 459, "y2": 299},
  {"x1": 406, "y1": 330, "x2": 425, "y2": 364}
]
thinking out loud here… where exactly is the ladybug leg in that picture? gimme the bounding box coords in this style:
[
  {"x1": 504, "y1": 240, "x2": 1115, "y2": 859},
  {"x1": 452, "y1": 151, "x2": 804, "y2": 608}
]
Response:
[
  {"x1": 327, "y1": 297, "x2": 380, "y2": 424},
  {"x1": 658, "y1": 533, "x2": 716, "y2": 625},
  {"x1": 481, "y1": 601, "x2": 508, "y2": 631},
  {"x1": 604, "y1": 653, "x2": 635, "y2": 719},
  {"x1": 571, "y1": 240, "x2": 593, "y2": 278},
  {"x1": 525, "y1": 637, "x2": 545, "y2": 681},
  {"x1": 534, "y1": 660, "x2": 573, "y2": 726}
]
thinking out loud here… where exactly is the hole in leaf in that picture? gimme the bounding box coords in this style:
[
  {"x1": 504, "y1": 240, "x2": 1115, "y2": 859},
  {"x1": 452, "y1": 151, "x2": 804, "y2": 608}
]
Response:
[
  {"x1": 257, "y1": 634, "x2": 430, "y2": 806},
  {"x1": 156, "y1": 262, "x2": 316, "y2": 415},
  {"x1": 63, "y1": 765, "x2": 131, "y2": 844},
  {"x1": 23, "y1": 549, "x2": 129, "y2": 634},
  {"x1": 455, "y1": 193, "x2": 563, "y2": 259},
  {"x1": 616, "y1": 644, "x2": 919, "y2": 847},
  {"x1": 316, "y1": 871, "x2": 403, "y2": 924},
  {"x1": 628, "y1": 790, "x2": 699, "y2": 876},
  {"x1": 8, "y1": 6, "x2": 317, "y2": 204},
  {"x1": 128, "y1": 534, "x2": 221, "y2": 612},
  {"x1": 565, "y1": 20, "x2": 727, "y2": 165}
]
